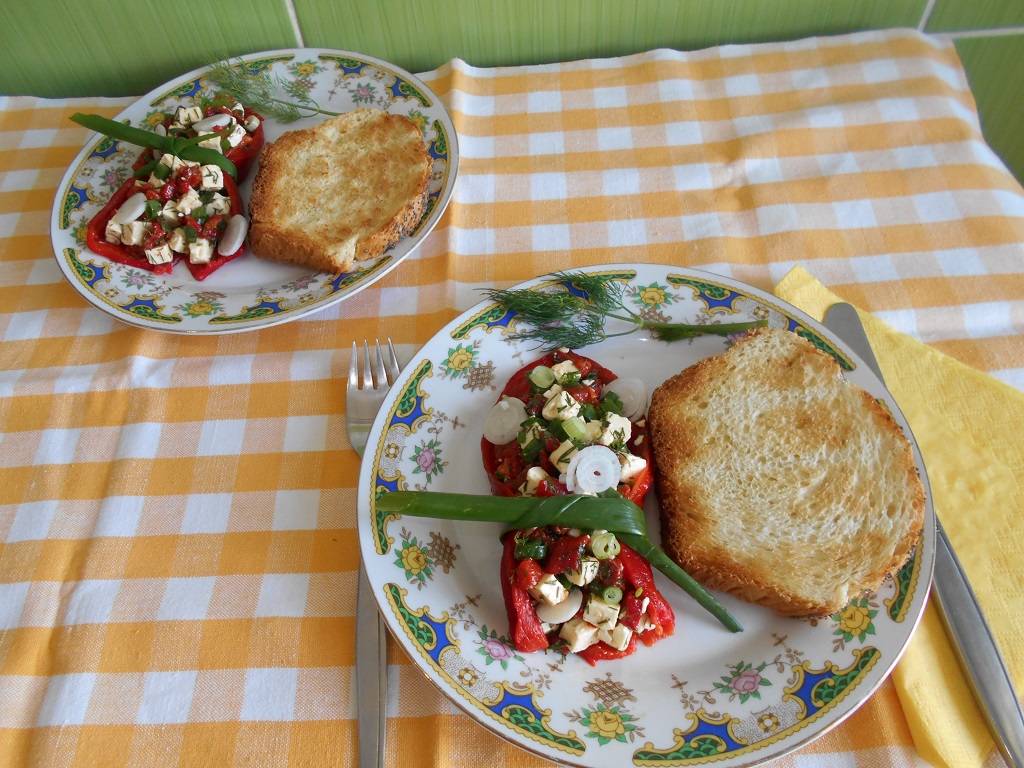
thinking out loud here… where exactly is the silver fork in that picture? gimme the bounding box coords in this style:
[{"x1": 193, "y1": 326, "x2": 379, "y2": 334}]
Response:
[{"x1": 347, "y1": 338, "x2": 400, "y2": 768}]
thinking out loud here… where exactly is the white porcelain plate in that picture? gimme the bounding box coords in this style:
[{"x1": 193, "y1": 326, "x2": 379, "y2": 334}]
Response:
[
  {"x1": 357, "y1": 264, "x2": 935, "y2": 767},
  {"x1": 51, "y1": 48, "x2": 458, "y2": 334}
]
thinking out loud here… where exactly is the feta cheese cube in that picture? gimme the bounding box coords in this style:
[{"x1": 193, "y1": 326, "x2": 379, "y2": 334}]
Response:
[
  {"x1": 206, "y1": 194, "x2": 231, "y2": 216},
  {"x1": 224, "y1": 122, "x2": 247, "y2": 148},
  {"x1": 146, "y1": 173, "x2": 166, "y2": 189},
  {"x1": 198, "y1": 133, "x2": 223, "y2": 152},
  {"x1": 548, "y1": 439, "x2": 578, "y2": 473},
  {"x1": 519, "y1": 466, "x2": 550, "y2": 497},
  {"x1": 189, "y1": 238, "x2": 213, "y2": 264},
  {"x1": 583, "y1": 595, "x2": 620, "y2": 630},
  {"x1": 551, "y1": 359, "x2": 579, "y2": 383},
  {"x1": 174, "y1": 105, "x2": 203, "y2": 126},
  {"x1": 104, "y1": 219, "x2": 123, "y2": 244},
  {"x1": 144, "y1": 243, "x2": 173, "y2": 265},
  {"x1": 160, "y1": 201, "x2": 180, "y2": 227},
  {"x1": 159, "y1": 153, "x2": 183, "y2": 172},
  {"x1": 199, "y1": 164, "x2": 224, "y2": 191},
  {"x1": 597, "y1": 623, "x2": 633, "y2": 651},
  {"x1": 176, "y1": 187, "x2": 202, "y2": 216},
  {"x1": 517, "y1": 419, "x2": 542, "y2": 447},
  {"x1": 600, "y1": 413, "x2": 633, "y2": 447},
  {"x1": 542, "y1": 387, "x2": 581, "y2": 421},
  {"x1": 120, "y1": 221, "x2": 148, "y2": 246},
  {"x1": 527, "y1": 574, "x2": 568, "y2": 607},
  {"x1": 565, "y1": 556, "x2": 599, "y2": 587},
  {"x1": 168, "y1": 227, "x2": 188, "y2": 253},
  {"x1": 619, "y1": 453, "x2": 648, "y2": 482},
  {"x1": 559, "y1": 617, "x2": 599, "y2": 653}
]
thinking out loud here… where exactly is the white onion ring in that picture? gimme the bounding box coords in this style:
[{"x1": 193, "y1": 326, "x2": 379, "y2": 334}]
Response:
[
  {"x1": 217, "y1": 214, "x2": 249, "y2": 255},
  {"x1": 602, "y1": 377, "x2": 648, "y2": 421},
  {"x1": 564, "y1": 445, "x2": 620, "y2": 494},
  {"x1": 482, "y1": 397, "x2": 528, "y2": 445},
  {"x1": 535, "y1": 588, "x2": 583, "y2": 625}
]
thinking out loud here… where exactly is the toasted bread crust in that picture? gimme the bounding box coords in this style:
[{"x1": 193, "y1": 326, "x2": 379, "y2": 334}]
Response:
[
  {"x1": 648, "y1": 327, "x2": 925, "y2": 617},
  {"x1": 248, "y1": 108, "x2": 431, "y2": 273}
]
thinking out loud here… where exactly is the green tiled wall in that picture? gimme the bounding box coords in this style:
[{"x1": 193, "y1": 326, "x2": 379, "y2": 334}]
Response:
[{"x1": 2, "y1": 0, "x2": 1022, "y2": 183}]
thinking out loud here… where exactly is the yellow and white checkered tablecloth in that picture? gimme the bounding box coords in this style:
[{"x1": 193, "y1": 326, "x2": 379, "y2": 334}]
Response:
[{"x1": 2, "y1": 28, "x2": 1023, "y2": 768}]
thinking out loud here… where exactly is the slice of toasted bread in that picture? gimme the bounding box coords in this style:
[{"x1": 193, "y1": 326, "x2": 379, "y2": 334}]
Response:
[
  {"x1": 248, "y1": 108, "x2": 431, "y2": 273},
  {"x1": 648, "y1": 327, "x2": 925, "y2": 617}
]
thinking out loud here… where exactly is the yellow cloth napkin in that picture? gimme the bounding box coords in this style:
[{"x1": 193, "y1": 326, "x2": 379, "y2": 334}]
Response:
[{"x1": 774, "y1": 266, "x2": 1024, "y2": 768}]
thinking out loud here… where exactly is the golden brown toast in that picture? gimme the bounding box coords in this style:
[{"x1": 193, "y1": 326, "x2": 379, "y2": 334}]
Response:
[
  {"x1": 648, "y1": 327, "x2": 925, "y2": 617},
  {"x1": 248, "y1": 108, "x2": 431, "y2": 273}
]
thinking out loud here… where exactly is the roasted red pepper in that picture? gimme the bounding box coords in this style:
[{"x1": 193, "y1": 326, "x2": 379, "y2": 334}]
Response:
[
  {"x1": 500, "y1": 535, "x2": 549, "y2": 653},
  {"x1": 86, "y1": 172, "x2": 245, "y2": 281},
  {"x1": 619, "y1": 543, "x2": 675, "y2": 645}
]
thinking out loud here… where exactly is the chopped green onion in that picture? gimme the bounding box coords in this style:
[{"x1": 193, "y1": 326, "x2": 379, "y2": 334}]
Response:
[
  {"x1": 590, "y1": 531, "x2": 620, "y2": 560},
  {"x1": 152, "y1": 162, "x2": 172, "y2": 181},
  {"x1": 182, "y1": 226, "x2": 198, "y2": 243},
  {"x1": 514, "y1": 537, "x2": 547, "y2": 560},
  {"x1": 562, "y1": 416, "x2": 586, "y2": 441},
  {"x1": 598, "y1": 585, "x2": 623, "y2": 604},
  {"x1": 520, "y1": 437, "x2": 543, "y2": 463},
  {"x1": 528, "y1": 365, "x2": 556, "y2": 389},
  {"x1": 547, "y1": 419, "x2": 568, "y2": 442},
  {"x1": 559, "y1": 371, "x2": 582, "y2": 387},
  {"x1": 376, "y1": 491, "x2": 742, "y2": 632},
  {"x1": 600, "y1": 391, "x2": 624, "y2": 415},
  {"x1": 143, "y1": 199, "x2": 162, "y2": 220}
]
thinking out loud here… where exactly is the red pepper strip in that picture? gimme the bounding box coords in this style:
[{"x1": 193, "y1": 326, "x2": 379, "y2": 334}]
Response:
[
  {"x1": 576, "y1": 631, "x2": 638, "y2": 666},
  {"x1": 85, "y1": 178, "x2": 178, "y2": 275},
  {"x1": 500, "y1": 535, "x2": 549, "y2": 653},
  {"x1": 618, "y1": 542, "x2": 675, "y2": 645},
  {"x1": 544, "y1": 534, "x2": 589, "y2": 574},
  {"x1": 183, "y1": 173, "x2": 245, "y2": 281}
]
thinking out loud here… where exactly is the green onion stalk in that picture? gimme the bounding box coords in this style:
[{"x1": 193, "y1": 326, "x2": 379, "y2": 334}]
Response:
[
  {"x1": 70, "y1": 113, "x2": 239, "y2": 180},
  {"x1": 375, "y1": 490, "x2": 743, "y2": 633}
]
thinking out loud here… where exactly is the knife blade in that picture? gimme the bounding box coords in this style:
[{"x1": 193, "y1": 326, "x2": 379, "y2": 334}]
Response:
[{"x1": 823, "y1": 301, "x2": 1024, "y2": 767}]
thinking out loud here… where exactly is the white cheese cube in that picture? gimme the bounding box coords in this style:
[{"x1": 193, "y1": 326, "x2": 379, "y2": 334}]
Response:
[
  {"x1": 583, "y1": 595, "x2": 620, "y2": 630},
  {"x1": 224, "y1": 122, "x2": 247, "y2": 148},
  {"x1": 175, "y1": 105, "x2": 203, "y2": 126},
  {"x1": 519, "y1": 466, "x2": 550, "y2": 497},
  {"x1": 559, "y1": 617, "x2": 600, "y2": 653},
  {"x1": 542, "y1": 388, "x2": 581, "y2": 421},
  {"x1": 206, "y1": 194, "x2": 231, "y2": 216},
  {"x1": 160, "y1": 201, "x2": 180, "y2": 227},
  {"x1": 167, "y1": 227, "x2": 188, "y2": 253},
  {"x1": 548, "y1": 439, "x2": 578, "y2": 473},
  {"x1": 147, "y1": 173, "x2": 166, "y2": 189},
  {"x1": 159, "y1": 153, "x2": 183, "y2": 172},
  {"x1": 600, "y1": 413, "x2": 633, "y2": 447},
  {"x1": 565, "y1": 556, "x2": 599, "y2": 587},
  {"x1": 104, "y1": 219, "x2": 123, "y2": 244},
  {"x1": 198, "y1": 133, "x2": 223, "y2": 152},
  {"x1": 583, "y1": 420, "x2": 603, "y2": 442},
  {"x1": 597, "y1": 623, "x2": 633, "y2": 651},
  {"x1": 551, "y1": 359, "x2": 579, "y2": 383},
  {"x1": 199, "y1": 164, "x2": 224, "y2": 191},
  {"x1": 188, "y1": 238, "x2": 213, "y2": 265},
  {"x1": 517, "y1": 420, "x2": 541, "y2": 447},
  {"x1": 619, "y1": 453, "x2": 648, "y2": 482},
  {"x1": 527, "y1": 574, "x2": 568, "y2": 607},
  {"x1": 176, "y1": 187, "x2": 202, "y2": 215},
  {"x1": 144, "y1": 243, "x2": 173, "y2": 265},
  {"x1": 120, "y1": 221, "x2": 148, "y2": 246}
]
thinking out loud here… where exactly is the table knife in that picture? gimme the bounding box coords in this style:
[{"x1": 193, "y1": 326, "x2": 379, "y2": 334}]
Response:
[
  {"x1": 823, "y1": 301, "x2": 1024, "y2": 768},
  {"x1": 357, "y1": 565, "x2": 387, "y2": 768}
]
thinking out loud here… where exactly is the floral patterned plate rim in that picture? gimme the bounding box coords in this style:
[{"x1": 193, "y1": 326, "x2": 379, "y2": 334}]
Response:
[
  {"x1": 357, "y1": 264, "x2": 935, "y2": 767},
  {"x1": 50, "y1": 48, "x2": 458, "y2": 334}
]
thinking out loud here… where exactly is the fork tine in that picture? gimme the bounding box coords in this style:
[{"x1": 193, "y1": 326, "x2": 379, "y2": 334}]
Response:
[
  {"x1": 349, "y1": 341, "x2": 359, "y2": 389},
  {"x1": 373, "y1": 339, "x2": 389, "y2": 388},
  {"x1": 385, "y1": 338, "x2": 401, "y2": 383},
  {"x1": 361, "y1": 340, "x2": 374, "y2": 390}
]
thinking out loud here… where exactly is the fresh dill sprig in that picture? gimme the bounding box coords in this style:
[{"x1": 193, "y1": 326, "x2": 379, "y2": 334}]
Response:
[
  {"x1": 204, "y1": 58, "x2": 342, "y2": 123},
  {"x1": 483, "y1": 271, "x2": 767, "y2": 349}
]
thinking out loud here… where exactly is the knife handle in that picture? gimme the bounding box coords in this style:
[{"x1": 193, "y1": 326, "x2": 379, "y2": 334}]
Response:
[
  {"x1": 357, "y1": 564, "x2": 388, "y2": 768},
  {"x1": 932, "y1": 517, "x2": 1024, "y2": 767}
]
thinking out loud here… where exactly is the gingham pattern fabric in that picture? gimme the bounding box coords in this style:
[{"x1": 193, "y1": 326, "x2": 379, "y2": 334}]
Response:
[{"x1": 1, "y1": 28, "x2": 1021, "y2": 768}]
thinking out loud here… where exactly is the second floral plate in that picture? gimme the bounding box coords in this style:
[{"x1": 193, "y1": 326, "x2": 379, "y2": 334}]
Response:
[{"x1": 50, "y1": 48, "x2": 458, "y2": 334}]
